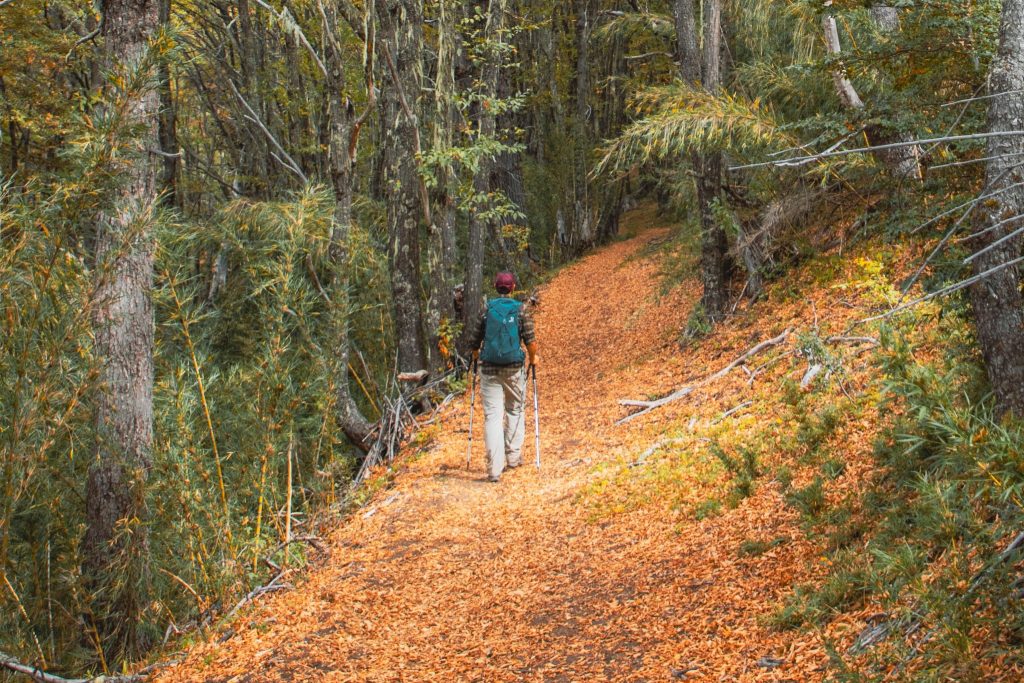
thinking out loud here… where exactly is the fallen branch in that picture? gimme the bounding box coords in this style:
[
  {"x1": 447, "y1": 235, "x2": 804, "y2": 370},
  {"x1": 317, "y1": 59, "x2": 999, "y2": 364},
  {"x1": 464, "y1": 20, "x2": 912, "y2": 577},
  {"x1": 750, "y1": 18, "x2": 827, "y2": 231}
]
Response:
[
  {"x1": 273, "y1": 535, "x2": 328, "y2": 558},
  {"x1": 0, "y1": 652, "x2": 143, "y2": 683},
  {"x1": 617, "y1": 329, "x2": 792, "y2": 425},
  {"x1": 397, "y1": 370, "x2": 429, "y2": 383},
  {"x1": 800, "y1": 363, "x2": 823, "y2": 390},
  {"x1": 825, "y1": 335, "x2": 878, "y2": 346},
  {"x1": 222, "y1": 573, "x2": 291, "y2": 622},
  {"x1": 630, "y1": 437, "x2": 689, "y2": 467},
  {"x1": 850, "y1": 530, "x2": 1024, "y2": 655},
  {"x1": 714, "y1": 401, "x2": 753, "y2": 424}
]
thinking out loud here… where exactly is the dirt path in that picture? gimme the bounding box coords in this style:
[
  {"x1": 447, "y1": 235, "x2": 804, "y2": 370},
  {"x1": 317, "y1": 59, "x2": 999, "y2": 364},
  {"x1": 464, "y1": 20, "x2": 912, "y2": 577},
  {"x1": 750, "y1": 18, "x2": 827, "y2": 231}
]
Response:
[{"x1": 158, "y1": 210, "x2": 849, "y2": 682}]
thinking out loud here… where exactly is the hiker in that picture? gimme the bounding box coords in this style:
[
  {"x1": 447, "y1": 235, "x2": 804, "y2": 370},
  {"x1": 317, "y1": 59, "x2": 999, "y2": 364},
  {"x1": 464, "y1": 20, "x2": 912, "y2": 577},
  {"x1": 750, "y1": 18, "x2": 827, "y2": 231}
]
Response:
[{"x1": 469, "y1": 272, "x2": 539, "y2": 482}]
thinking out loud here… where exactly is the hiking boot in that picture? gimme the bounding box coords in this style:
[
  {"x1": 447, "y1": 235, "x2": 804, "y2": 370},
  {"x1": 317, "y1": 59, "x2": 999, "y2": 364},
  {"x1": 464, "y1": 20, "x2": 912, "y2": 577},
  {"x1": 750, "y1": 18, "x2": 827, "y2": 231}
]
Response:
[{"x1": 487, "y1": 475, "x2": 500, "y2": 483}]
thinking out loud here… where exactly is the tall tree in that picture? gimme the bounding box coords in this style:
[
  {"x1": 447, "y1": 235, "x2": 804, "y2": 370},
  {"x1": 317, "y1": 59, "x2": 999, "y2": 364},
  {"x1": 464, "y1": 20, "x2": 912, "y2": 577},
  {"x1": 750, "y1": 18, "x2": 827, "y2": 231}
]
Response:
[
  {"x1": 325, "y1": 0, "x2": 375, "y2": 446},
  {"x1": 377, "y1": 0, "x2": 429, "y2": 375},
  {"x1": 969, "y1": 0, "x2": 1024, "y2": 416},
  {"x1": 84, "y1": 0, "x2": 161, "y2": 657},
  {"x1": 462, "y1": 0, "x2": 505, "y2": 344},
  {"x1": 674, "y1": 0, "x2": 729, "y2": 321},
  {"x1": 569, "y1": 0, "x2": 595, "y2": 251},
  {"x1": 424, "y1": 0, "x2": 460, "y2": 376}
]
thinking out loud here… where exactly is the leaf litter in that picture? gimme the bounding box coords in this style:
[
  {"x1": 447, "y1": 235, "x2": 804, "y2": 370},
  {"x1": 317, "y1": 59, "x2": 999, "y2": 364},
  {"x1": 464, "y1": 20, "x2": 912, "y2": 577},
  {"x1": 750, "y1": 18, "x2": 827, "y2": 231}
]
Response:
[{"x1": 153, "y1": 210, "x2": 989, "y2": 682}]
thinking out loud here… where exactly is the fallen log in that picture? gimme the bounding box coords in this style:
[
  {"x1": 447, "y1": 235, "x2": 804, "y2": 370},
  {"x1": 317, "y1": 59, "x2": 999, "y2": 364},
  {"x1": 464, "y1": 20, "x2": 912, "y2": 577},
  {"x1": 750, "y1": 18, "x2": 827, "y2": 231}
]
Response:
[{"x1": 617, "y1": 329, "x2": 791, "y2": 425}]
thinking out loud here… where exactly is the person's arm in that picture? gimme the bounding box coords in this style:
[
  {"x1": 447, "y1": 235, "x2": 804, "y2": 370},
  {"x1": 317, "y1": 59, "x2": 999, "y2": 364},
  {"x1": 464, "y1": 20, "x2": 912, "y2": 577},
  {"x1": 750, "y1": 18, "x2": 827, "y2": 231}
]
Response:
[
  {"x1": 468, "y1": 311, "x2": 486, "y2": 359},
  {"x1": 520, "y1": 306, "x2": 538, "y2": 367}
]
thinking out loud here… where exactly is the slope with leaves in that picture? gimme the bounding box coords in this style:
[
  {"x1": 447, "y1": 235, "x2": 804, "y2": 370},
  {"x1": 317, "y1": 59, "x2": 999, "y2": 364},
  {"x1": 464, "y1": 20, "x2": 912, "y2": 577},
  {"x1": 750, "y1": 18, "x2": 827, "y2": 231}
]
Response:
[{"x1": 150, "y1": 203, "x2": 1021, "y2": 682}]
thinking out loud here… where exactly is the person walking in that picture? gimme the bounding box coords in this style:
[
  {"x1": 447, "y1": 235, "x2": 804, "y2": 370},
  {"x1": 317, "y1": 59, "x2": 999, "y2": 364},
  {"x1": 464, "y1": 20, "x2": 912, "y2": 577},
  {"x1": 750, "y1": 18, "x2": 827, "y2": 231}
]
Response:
[{"x1": 469, "y1": 272, "x2": 539, "y2": 482}]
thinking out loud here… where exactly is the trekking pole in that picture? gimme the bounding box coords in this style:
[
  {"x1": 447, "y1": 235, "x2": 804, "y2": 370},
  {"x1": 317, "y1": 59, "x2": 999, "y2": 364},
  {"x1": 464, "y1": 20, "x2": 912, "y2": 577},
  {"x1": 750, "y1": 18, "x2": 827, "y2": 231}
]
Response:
[
  {"x1": 466, "y1": 358, "x2": 478, "y2": 471},
  {"x1": 531, "y1": 364, "x2": 541, "y2": 470}
]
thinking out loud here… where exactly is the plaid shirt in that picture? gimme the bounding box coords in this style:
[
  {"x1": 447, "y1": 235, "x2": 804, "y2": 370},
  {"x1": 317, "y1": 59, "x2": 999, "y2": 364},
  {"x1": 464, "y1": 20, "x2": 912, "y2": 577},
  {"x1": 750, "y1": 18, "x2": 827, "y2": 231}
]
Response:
[{"x1": 469, "y1": 298, "x2": 536, "y2": 375}]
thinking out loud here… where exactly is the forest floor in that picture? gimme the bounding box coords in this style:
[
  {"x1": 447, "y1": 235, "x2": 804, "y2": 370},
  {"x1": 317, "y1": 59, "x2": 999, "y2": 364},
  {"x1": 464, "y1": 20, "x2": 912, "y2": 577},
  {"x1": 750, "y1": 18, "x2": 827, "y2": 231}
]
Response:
[{"x1": 154, "y1": 205, "x2": 907, "y2": 682}]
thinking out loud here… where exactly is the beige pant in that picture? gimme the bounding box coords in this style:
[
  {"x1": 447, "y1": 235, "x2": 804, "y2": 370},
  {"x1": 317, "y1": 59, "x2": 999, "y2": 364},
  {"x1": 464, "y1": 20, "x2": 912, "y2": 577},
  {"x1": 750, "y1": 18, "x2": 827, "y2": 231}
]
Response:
[{"x1": 480, "y1": 368, "x2": 527, "y2": 479}]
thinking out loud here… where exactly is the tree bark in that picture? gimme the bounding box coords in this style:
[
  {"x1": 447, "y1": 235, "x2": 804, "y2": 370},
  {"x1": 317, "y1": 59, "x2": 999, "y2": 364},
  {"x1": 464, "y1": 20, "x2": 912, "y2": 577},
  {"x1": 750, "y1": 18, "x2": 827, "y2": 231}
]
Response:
[
  {"x1": 969, "y1": 0, "x2": 1024, "y2": 416},
  {"x1": 324, "y1": 1, "x2": 374, "y2": 447},
  {"x1": 377, "y1": 0, "x2": 428, "y2": 375},
  {"x1": 674, "y1": 0, "x2": 729, "y2": 321},
  {"x1": 674, "y1": 0, "x2": 700, "y2": 84},
  {"x1": 462, "y1": 0, "x2": 504, "y2": 349},
  {"x1": 821, "y1": 1, "x2": 922, "y2": 181},
  {"x1": 570, "y1": 0, "x2": 595, "y2": 252},
  {"x1": 698, "y1": 0, "x2": 729, "y2": 320},
  {"x1": 157, "y1": 0, "x2": 178, "y2": 206},
  {"x1": 425, "y1": 0, "x2": 458, "y2": 375},
  {"x1": 85, "y1": 0, "x2": 161, "y2": 659}
]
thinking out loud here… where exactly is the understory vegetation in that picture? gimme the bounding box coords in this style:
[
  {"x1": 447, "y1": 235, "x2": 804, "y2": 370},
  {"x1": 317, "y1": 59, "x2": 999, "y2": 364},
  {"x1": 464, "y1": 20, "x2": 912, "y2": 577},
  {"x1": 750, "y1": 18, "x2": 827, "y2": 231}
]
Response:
[{"x1": 6, "y1": 0, "x2": 1024, "y2": 679}]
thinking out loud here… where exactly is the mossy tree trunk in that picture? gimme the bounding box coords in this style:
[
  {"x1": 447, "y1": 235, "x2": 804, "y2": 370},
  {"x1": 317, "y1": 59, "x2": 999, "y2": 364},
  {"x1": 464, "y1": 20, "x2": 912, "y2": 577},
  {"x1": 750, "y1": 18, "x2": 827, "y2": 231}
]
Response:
[{"x1": 378, "y1": 0, "x2": 428, "y2": 376}]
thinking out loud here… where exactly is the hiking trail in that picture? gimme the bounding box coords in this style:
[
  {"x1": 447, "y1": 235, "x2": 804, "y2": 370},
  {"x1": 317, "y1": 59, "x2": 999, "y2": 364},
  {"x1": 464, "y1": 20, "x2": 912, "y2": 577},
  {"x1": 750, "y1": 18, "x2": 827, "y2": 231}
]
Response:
[{"x1": 157, "y1": 206, "x2": 878, "y2": 682}]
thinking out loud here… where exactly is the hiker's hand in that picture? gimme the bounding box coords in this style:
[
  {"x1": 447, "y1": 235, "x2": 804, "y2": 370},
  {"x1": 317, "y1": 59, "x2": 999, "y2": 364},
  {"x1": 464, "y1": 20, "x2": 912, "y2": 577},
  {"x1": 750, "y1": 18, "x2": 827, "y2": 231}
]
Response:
[
  {"x1": 529, "y1": 354, "x2": 539, "y2": 369},
  {"x1": 472, "y1": 349, "x2": 479, "y2": 361}
]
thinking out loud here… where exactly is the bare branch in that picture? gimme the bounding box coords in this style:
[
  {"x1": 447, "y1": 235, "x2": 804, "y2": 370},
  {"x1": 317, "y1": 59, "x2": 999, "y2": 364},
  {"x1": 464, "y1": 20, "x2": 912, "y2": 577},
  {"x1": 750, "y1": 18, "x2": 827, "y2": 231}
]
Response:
[
  {"x1": 730, "y1": 131, "x2": 1024, "y2": 172},
  {"x1": 0, "y1": 653, "x2": 142, "y2": 683},
  {"x1": 251, "y1": 0, "x2": 327, "y2": 77},
  {"x1": 963, "y1": 214, "x2": 1024, "y2": 264},
  {"x1": 861, "y1": 254, "x2": 1024, "y2": 324},
  {"x1": 930, "y1": 151, "x2": 1024, "y2": 170},
  {"x1": 227, "y1": 79, "x2": 308, "y2": 183},
  {"x1": 623, "y1": 51, "x2": 674, "y2": 62},
  {"x1": 617, "y1": 329, "x2": 791, "y2": 424},
  {"x1": 940, "y1": 89, "x2": 1024, "y2": 108}
]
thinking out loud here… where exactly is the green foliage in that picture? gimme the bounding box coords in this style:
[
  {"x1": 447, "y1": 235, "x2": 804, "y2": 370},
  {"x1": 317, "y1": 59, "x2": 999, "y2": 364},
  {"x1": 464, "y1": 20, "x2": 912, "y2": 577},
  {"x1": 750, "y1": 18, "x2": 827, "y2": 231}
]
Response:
[
  {"x1": 596, "y1": 84, "x2": 798, "y2": 176},
  {"x1": 770, "y1": 559, "x2": 871, "y2": 631},
  {"x1": 708, "y1": 440, "x2": 761, "y2": 503},
  {"x1": 693, "y1": 499, "x2": 722, "y2": 521},
  {"x1": 779, "y1": 315, "x2": 1024, "y2": 676},
  {"x1": 681, "y1": 302, "x2": 713, "y2": 343},
  {"x1": 738, "y1": 536, "x2": 788, "y2": 558},
  {"x1": 786, "y1": 476, "x2": 827, "y2": 521}
]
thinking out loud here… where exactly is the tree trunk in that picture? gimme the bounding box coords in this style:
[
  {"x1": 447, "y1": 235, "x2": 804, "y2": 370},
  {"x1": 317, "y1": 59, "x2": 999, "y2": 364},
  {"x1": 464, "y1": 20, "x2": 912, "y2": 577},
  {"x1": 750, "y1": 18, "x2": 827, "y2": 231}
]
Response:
[
  {"x1": 234, "y1": 0, "x2": 270, "y2": 196},
  {"x1": 698, "y1": 0, "x2": 729, "y2": 320},
  {"x1": 378, "y1": 0, "x2": 428, "y2": 376},
  {"x1": 85, "y1": 0, "x2": 161, "y2": 659},
  {"x1": 868, "y1": 5, "x2": 922, "y2": 181},
  {"x1": 821, "y1": 1, "x2": 864, "y2": 110},
  {"x1": 674, "y1": 0, "x2": 700, "y2": 84},
  {"x1": 324, "y1": 4, "x2": 374, "y2": 447},
  {"x1": 570, "y1": 0, "x2": 594, "y2": 252},
  {"x1": 157, "y1": 0, "x2": 178, "y2": 206},
  {"x1": 425, "y1": 0, "x2": 458, "y2": 375},
  {"x1": 462, "y1": 0, "x2": 504, "y2": 349},
  {"x1": 674, "y1": 0, "x2": 729, "y2": 321},
  {"x1": 822, "y1": 1, "x2": 922, "y2": 181},
  {"x1": 969, "y1": 0, "x2": 1024, "y2": 416}
]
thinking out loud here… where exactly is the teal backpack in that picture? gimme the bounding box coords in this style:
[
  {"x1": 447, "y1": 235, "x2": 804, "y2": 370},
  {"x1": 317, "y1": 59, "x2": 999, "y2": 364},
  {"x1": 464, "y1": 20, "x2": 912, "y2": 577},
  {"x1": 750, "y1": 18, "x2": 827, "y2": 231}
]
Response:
[{"x1": 480, "y1": 298, "x2": 526, "y2": 365}]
